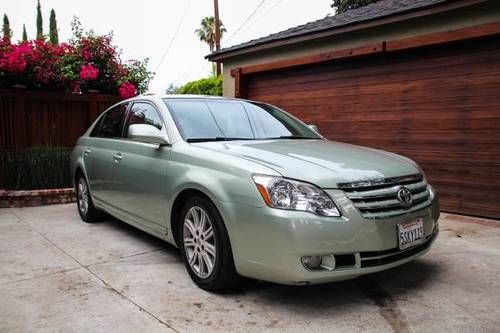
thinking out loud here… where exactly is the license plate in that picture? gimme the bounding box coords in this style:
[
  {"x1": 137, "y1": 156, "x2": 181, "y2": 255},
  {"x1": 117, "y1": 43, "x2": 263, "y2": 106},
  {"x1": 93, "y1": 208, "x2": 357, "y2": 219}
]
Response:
[{"x1": 398, "y1": 218, "x2": 424, "y2": 250}]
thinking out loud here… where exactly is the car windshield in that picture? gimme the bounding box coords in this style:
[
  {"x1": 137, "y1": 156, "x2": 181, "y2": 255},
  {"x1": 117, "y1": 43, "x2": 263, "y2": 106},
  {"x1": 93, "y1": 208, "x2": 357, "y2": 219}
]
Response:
[{"x1": 163, "y1": 98, "x2": 321, "y2": 142}]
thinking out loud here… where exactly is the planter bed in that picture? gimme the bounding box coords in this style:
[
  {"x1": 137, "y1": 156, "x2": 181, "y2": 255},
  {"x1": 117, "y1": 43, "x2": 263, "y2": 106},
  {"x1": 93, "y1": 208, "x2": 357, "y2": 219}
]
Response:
[{"x1": 0, "y1": 188, "x2": 75, "y2": 208}]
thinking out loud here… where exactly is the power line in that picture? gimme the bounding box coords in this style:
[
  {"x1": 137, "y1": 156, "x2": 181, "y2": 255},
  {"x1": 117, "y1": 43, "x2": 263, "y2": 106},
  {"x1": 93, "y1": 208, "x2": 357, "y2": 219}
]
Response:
[
  {"x1": 250, "y1": 0, "x2": 284, "y2": 28},
  {"x1": 226, "y1": 0, "x2": 269, "y2": 42},
  {"x1": 225, "y1": 0, "x2": 284, "y2": 46},
  {"x1": 223, "y1": 0, "x2": 284, "y2": 47},
  {"x1": 153, "y1": 0, "x2": 192, "y2": 73}
]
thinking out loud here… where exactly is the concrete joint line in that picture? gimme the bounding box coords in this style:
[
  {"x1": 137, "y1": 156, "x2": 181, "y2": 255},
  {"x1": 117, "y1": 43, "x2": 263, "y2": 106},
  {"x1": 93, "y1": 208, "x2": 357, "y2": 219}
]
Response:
[{"x1": 9, "y1": 209, "x2": 180, "y2": 333}]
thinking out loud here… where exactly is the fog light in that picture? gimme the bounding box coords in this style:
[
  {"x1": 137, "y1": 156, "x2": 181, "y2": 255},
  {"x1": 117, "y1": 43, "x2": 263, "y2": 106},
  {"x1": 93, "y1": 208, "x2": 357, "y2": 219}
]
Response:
[
  {"x1": 320, "y1": 254, "x2": 336, "y2": 270},
  {"x1": 301, "y1": 256, "x2": 322, "y2": 270}
]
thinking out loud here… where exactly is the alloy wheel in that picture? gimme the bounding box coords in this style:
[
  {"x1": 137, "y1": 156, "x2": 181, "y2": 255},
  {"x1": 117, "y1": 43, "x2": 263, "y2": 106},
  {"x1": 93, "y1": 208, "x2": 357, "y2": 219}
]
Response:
[{"x1": 183, "y1": 206, "x2": 217, "y2": 279}]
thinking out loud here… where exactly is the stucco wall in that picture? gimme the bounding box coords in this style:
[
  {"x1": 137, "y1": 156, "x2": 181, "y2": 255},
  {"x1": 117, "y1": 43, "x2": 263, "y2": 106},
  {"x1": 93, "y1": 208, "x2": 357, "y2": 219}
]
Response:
[{"x1": 220, "y1": 2, "x2": 500, "y2": 97}]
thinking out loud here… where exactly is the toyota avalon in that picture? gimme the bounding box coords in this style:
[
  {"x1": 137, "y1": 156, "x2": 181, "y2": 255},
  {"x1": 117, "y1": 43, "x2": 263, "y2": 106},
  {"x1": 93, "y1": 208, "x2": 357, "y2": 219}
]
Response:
[{"x1": 71, "y1": 95, "x2": 439, "y2": 291}]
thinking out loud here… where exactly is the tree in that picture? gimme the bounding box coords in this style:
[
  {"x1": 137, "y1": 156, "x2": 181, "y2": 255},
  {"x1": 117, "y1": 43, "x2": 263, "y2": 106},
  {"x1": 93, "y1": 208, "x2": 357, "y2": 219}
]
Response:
[
  {"x1": 176, "y1": 76, "x2": 222, "y2": 96},
  {"x1": 195, "y1": 16, "x2": 226, "y2": 53},
  {"x1": 165, "y1": 84, "x2": 180, "y2": 94},
  {"x1": 3, "y1": 14, "x2": 12, "y2": 43},
  {"x1": 36, "y1": 0, "x2": 43, "y2": 39},
  {"x1": 49, "y1": 9, "x2": 58, "y2": 44},
  {"x1": 22, "y1": 24, "x2": 28, "y2": 42},
  {"x1": 331, "y1": 0, "x2": 380, "y2": 14}
]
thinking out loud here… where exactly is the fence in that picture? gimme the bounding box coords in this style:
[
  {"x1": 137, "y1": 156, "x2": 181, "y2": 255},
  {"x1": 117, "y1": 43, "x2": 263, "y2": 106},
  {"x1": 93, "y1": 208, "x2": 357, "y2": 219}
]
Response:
[
  {"x1": 0, "y1": 89, "x2": 120, "y2": 189},
  {"x1": 0, "y1": 89, "x2": 121, "y2": 149}
]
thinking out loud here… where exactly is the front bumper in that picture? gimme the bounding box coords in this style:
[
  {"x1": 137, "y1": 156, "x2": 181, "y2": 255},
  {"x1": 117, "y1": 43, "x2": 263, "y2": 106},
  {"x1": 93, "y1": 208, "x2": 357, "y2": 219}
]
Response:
[{"x1": 218, "y1": 189, "x2": 440, "y2": 285}]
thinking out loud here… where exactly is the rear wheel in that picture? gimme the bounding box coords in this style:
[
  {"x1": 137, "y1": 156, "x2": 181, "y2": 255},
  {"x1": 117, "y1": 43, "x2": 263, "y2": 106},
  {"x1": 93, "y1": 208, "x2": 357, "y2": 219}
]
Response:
[
  {"x1": 179, "y1": 196, "x2": 239, "y2": 291},
  {"x1": 76, "y1": 175, "x2": 103, "y2": 223}
]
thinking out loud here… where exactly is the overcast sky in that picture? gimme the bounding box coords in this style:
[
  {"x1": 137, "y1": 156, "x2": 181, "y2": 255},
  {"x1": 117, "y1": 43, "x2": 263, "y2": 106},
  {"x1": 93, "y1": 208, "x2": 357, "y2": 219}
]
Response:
[{"x1": 4, "y1": 0, "x2": 332, "y2": 93}]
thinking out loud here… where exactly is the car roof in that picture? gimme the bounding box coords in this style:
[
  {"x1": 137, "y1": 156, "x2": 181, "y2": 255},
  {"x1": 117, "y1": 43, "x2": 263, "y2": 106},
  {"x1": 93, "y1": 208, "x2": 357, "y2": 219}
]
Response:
[{"x1": 125, "y1": 94, "x2": 256, "y2": 104}]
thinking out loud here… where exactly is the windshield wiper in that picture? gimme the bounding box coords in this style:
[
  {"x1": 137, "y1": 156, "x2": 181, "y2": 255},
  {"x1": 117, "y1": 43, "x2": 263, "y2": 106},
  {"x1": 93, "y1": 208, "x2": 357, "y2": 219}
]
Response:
[{"x1": 186, "y1": 137, "x2": 253, "y2": 143}]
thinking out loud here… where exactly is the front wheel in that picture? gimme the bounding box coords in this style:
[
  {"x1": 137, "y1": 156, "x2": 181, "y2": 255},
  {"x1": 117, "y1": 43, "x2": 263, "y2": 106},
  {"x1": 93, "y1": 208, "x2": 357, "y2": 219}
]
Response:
[{"x1": 179, "y1": 196, "x2": 239, "y2": 291}]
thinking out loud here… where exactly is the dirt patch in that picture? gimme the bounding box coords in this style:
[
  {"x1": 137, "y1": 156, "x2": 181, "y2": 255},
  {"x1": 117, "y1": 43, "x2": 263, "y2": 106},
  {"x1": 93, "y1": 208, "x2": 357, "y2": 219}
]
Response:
[{"x1": 356, "y1": 276, "x2": 410, "y2": 333}]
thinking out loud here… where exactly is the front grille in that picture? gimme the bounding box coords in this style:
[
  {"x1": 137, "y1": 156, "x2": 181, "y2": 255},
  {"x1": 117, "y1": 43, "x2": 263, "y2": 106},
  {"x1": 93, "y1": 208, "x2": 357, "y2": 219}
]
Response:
[{"x1": 339, "y1": 174, "x2": 431, "y2": 219}]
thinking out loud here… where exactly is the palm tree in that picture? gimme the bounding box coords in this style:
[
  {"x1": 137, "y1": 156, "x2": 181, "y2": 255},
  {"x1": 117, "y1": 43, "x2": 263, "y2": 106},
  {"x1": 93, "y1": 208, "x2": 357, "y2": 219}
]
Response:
[{"x1": 195, "y1": 16, "x2": 226, "y2": 52}]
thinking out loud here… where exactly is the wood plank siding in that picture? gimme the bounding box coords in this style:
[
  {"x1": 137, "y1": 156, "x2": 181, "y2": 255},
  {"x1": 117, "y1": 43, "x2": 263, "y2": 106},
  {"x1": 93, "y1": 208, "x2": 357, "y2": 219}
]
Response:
[
  {"x1": 245, "y1": 36, "x2": 500, "y2": 219},
  {"x1": 0, "y1": 90, "x2": 120, "y2": 149}
]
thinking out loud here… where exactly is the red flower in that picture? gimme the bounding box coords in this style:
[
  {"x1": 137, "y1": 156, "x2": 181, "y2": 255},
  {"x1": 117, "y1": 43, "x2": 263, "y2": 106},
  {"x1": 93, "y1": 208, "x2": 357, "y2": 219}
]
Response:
[
  {"x1": 118, "y1": 82, "x2": 137, "y2": 99},
  {"x1": 0, "y1": 42, "x2": 33, "y2": 74},
  {"x1": 82, "y1": 47, "x2": 91, "y2": 61},
  {"x1": 56, "y1": 43, "x2": 74, "y2": 56},
  {"x1": 79, "y1": 63, "x2": 99, "y2": 81},
  {"x1": 0, "y1": 32, "x2": 150, "y2": 94}
]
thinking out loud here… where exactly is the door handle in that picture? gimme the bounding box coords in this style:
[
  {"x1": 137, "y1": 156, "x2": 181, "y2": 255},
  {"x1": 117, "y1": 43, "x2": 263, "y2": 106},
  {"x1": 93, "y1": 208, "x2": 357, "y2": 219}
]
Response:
[
  {"x1": 84, "y1": 148, "x2": 91, "y2": 156},
  {"x1": 113, "y1": 152, "x2": 122, "y2": 163}
]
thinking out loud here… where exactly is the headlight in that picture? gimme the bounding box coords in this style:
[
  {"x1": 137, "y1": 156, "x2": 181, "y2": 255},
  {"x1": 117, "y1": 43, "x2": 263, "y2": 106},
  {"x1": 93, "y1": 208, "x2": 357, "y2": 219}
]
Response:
[{"x1": 252, "y1": 175, "x2": 341, "y2": 217}]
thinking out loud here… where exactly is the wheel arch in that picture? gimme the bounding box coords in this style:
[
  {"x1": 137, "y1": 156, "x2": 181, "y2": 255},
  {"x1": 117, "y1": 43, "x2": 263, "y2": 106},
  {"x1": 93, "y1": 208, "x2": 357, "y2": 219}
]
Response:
[
  {"x1": 72, "y1": 158, "x2": 94, "y2": 202},
  {"x1": 74, "y1": 166, "x2": 85, "y2": 184},
  {"x1": 170, "y1": 187, "x2": 219, "y2": 248}
]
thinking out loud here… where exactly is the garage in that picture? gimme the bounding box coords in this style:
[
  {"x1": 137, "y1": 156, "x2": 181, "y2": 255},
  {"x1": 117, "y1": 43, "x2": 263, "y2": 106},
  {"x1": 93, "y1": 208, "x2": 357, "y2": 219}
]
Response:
[
  {"x1": 209, "y1": 0, "x2": 500, "y2": 219},
  {"x1": 245, "y1": 37, "x2": 500, "y2": 218}
]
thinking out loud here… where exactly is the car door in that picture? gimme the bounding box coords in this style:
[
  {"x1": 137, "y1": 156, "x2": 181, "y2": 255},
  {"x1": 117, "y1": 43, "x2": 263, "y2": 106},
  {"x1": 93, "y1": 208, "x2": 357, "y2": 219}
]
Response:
[
  {"x1": 85, "y1": 103, "x2": 129, "y2": 205},
  {"x1": 109, "y1": 101, "x2": 171, "y2": 230}
]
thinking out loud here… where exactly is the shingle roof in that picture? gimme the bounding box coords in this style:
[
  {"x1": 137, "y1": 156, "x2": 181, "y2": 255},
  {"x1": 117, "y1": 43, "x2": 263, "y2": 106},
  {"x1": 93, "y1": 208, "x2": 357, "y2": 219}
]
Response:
[{"x1": 208, "y1": 0, "x2": 451, "y2": 59}]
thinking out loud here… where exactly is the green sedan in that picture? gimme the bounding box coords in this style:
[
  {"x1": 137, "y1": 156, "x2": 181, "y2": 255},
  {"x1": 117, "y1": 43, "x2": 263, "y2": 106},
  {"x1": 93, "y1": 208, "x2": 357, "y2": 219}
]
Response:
[{"x1": 71, "y1": 95, "x2": 439, "y2": 291}]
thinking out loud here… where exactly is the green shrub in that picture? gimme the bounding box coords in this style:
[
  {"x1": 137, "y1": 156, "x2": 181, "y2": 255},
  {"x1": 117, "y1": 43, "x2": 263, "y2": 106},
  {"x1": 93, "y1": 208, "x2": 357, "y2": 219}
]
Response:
[
  {"x1": 176, "y1": 76, "x2": 222, "y2": 96},
  {"x1": 0, "y1": 147, "x2": 72, "y2": 190}
]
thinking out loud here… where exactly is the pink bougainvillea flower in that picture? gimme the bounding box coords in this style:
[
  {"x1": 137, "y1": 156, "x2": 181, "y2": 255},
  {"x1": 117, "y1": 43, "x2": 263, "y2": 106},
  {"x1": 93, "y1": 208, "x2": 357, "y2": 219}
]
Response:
[
  {"x1": 0, "y1": 33, "x2": 150, "y2": 94},
  {"x1": 118, "y1": 82, "x2": 137, "y2": 99},
  {"x1": 56, "y1": 42, "x2": 74, "y2": 56},
  {"x1": 79, "y1": 63, "x2": 99, "y2": 81},
  {"x1": 82, "y1": 47, "x2": 91, "y2": 61},
  {"x1": 0, "y1": 42, "x2": 33, "y2": 74}
]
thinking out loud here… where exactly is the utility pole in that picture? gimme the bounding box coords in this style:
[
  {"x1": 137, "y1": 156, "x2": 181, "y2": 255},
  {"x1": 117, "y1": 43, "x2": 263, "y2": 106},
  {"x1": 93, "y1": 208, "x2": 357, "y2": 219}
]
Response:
[{"x1": 213, "y1": 0, "x2": 222, "y2": 76}]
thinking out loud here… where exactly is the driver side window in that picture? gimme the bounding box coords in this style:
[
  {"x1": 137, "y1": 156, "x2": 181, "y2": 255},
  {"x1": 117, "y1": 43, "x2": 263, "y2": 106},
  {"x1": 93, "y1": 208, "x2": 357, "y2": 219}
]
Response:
[{"x1": 124, "y1": 102, "x2": 164, "y2": 140}]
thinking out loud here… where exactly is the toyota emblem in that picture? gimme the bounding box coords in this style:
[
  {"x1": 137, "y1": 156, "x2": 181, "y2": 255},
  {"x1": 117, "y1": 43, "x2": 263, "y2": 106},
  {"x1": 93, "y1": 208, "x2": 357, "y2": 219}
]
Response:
[{"x1": 397, "y1": 186, "x2": 413, "y2": 208}]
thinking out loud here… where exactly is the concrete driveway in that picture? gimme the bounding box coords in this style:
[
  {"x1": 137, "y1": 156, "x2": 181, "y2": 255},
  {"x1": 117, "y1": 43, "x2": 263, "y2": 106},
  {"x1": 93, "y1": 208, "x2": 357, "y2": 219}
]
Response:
[{"x1": 1, "y1": 204, "x2": 499, "y2": 333}]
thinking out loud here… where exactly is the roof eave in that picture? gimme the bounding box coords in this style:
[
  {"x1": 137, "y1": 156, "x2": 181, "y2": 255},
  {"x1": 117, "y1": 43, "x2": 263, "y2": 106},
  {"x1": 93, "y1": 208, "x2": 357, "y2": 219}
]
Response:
[{"x1": 206, "y1": 0, "x2": 487, "y2": 62}]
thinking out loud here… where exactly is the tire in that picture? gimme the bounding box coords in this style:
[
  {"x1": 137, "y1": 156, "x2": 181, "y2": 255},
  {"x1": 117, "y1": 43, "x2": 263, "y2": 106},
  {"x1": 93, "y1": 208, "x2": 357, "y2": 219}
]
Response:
[
  {"x1": 179, "y1": 195, "x2": 239, "y2": 291},
  {"x1": 75, "y1": 174, "x2": 104, "y2": 223}
]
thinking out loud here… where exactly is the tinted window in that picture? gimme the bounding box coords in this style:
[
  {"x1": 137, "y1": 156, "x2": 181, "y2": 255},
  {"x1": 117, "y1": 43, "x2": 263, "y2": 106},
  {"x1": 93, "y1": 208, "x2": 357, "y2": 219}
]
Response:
[
  {"x1": 90, "y1": 115, "x2": 105, "y2": 137},
  {"x1": 98, "y1": 103, "x2": 128, "y2": 138},
  {"x1": 124, "y1": 102, "x2": 163, "y2": 139},
  {"x1": 164, "y1": 99, "x2": 320, "y2": 141}
]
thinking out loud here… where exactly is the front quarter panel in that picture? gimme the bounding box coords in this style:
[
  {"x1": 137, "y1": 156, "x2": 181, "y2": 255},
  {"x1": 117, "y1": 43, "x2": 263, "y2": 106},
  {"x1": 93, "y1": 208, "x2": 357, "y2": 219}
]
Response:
[
  {"x1": 166, "y1": 142, "x2": 279, "y2": 243},
  {"x1": 70, "y1": 138, "x2": 87, "y2": 187}
]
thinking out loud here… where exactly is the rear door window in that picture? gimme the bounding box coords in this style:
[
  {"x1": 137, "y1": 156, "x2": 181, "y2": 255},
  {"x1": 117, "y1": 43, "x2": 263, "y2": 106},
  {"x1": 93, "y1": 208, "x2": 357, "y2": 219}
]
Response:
[
  {"x1": 96, "y1": 103, "x2": 129, "y2": 138},
  {"x1": 90, "y1": 115, "x2": 105, "y2": 137}
]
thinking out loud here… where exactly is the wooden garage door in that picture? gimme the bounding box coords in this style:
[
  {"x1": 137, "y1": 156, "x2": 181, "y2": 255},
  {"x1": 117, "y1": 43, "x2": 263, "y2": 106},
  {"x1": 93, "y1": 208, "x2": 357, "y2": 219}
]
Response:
[{"x1": 245, "y1": 36, "x2": 500, "y2": 219}]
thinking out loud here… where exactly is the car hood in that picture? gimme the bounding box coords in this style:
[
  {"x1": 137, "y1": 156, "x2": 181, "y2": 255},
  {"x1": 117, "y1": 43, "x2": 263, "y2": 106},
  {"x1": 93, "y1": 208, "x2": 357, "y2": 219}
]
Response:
[{"x1": 193, "y1": 139, "x2": 419, "y2": 188}]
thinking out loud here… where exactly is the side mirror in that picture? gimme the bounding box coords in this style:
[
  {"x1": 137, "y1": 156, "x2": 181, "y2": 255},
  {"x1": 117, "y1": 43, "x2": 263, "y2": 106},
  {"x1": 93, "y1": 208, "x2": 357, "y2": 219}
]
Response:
[
  {"x1": 308, "y1": 124, "x2": 320, "y2": 133},
  {"x1": 127, "y1": 124, "x2": 169, "y2": 145}
]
